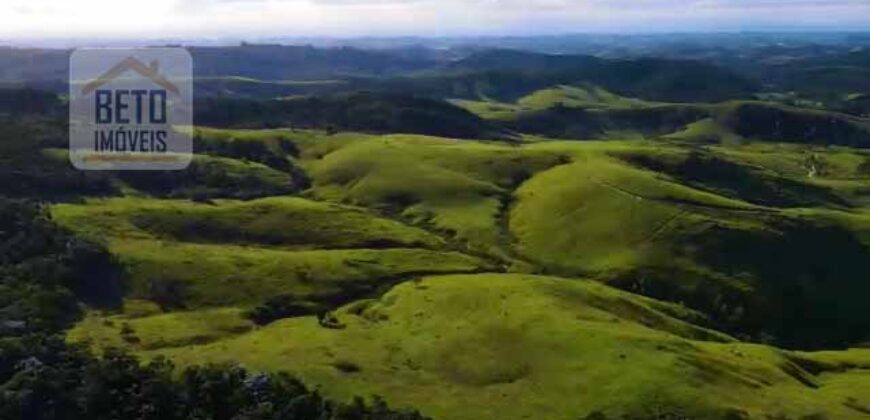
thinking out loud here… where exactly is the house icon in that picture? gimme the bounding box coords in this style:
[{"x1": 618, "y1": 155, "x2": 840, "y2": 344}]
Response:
[{"x1": 81, "y1": 56, "x2": 181, "y2": 96}]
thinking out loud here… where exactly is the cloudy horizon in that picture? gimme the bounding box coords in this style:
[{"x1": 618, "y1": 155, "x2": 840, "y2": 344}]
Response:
[{"x1": 2, "y1": 0, "x2": 869, "y2": 42}]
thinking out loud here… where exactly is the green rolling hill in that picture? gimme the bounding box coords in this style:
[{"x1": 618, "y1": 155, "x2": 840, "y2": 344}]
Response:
[
  {"x1": 71, "y1": 273, "x2": 870, "y2": 420},
  {"x1": 452, "y1": 84, "x2": 870, "y2": 147},
  {"x1": 4, "y1": 74, "x2": 870, "y2": 418},
  {"x1": 40, "y1": 125, "x2": 870, "y2": 419},
  {"x1": 5, "y1": 33, "x2": 870, "y2": 420}
]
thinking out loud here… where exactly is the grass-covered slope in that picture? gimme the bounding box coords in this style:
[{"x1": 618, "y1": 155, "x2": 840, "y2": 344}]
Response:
[
  {"x1": 53, "y1": 126, "x2": 870, "y2": 419},
  {"x1": 613, "y1": 147, "x2": 854, "y2": 208},
  {"x1": 516, "y1": 84, "x2": 655, "y2": 110},
  {"x1": 139, "y1": 274, "x2": 870, "y2": 420},
  {"x1": 300, "y1": 134, "x2": 569, "y2": 264},
  {"x1": 51, "y1": 197, "x2": 444, "y2": 250},
  {"x1": 510, "y1": 143, "x2": 870, "y2": 349},
  {"x1": 51, "y1": 197, "x2": 489, "y2": 309},
  {"x1": 69, "y1": 303, "x2": 254, "y2": 351},
  {"x1": 454, "y1": 83, "x2": 870, "y2": 147},
  {"x1": 53, "y1": 128, "x2": 870, "y2": 349},
  {"x1": 451, "y1": 84, "x2": 659, "y2": 122},
  {"x1": 509, "y1": 153, "x2": 758, "y2": 274},
  {"x1": 72, "y1": 129, "x2": 866, "y2": 351},
  {"x1": 453, "y1": 85, "x2": 715, "y2": 142}
]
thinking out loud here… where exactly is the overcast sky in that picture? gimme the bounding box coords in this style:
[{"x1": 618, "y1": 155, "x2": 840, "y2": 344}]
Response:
[{"x1": 2, "y1": 0, "x2": 869, "y2": 40}]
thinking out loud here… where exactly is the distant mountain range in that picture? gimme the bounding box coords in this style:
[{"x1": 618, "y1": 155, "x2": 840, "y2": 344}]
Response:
[{"x1": 3, "y1": 34, "x2": 869, "y2": 102}]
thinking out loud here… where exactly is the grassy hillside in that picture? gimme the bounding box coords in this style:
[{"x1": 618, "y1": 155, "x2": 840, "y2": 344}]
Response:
[
  {"x1": 452, "y1": 85, "x2": 713, "y2": 141},
  {"x1": 456, "y1": 86, "x2": 870, "y2": 146},
  {"x1": 52, "y1": 197, "x2": 489, "y2": 309},
  {"x1": 50, "y1": 126, "x2": 870, "y2": 419},
  {"x1": 69, "y1": 304, "x2": 254, "y2": 351},
  {"x1": 613, "y1": 147, "x2": 854, "y2": 208},
  {"x1": 53, "y1": 130, "x2": 869, "y2": 350},
  {"x1": 125, "y1": 274, "x2": 870, "y2": 420},
  {"x1": 509, "y1": 142, "x2": 870, "y2": 349},
  {"x1": 297, "y1": 134, "x2": 570, "y2": 264},
  {"x1": 509, "y1": 152, "x2": 758, "y2": 273},
  {"x1": 451, "y1": 84, "x2": 655, "y2": 121},
  {"x1": 516, "y1": 84, "x2": 655, "y2": 110},
  {"x1": 48, "y1": 127, "x2": 869, "y2": 346},
  {"x1": 5, "y1": 41, "x2": 870, "y2": 420},
  {"x1": 52, "y1": 196, "x2": 444, "y2": 250}
]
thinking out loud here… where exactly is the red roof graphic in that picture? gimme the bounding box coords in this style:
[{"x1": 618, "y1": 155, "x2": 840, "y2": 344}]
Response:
[{"x1": 81, "y1": 56, "x2": 180, "y2": 96}]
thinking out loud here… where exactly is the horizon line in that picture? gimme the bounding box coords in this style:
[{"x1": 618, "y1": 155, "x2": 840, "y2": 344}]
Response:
[{"x1": 2, "y1": 29, "x2": 869, "y2": 49}]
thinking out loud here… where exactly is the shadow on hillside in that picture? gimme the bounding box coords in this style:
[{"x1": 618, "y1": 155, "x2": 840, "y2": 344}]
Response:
[{"x1": 613, "y1": 218, "x2": 870, "y2": 350}]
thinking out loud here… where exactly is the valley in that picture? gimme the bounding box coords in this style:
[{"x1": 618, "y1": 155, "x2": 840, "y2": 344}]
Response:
[
  {"x1": 2, "y1": 33, "x2": 870, "y2": 419},
  {"x1": 50, "y1": 126, "x2": 870, "y2": 419}
]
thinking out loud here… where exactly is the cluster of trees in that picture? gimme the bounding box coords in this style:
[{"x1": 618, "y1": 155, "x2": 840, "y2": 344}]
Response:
[
  {"x1": 508, "y1": 104, "x2": 708, "y2": 140},
  {"x1": 194, "y1": 134, "x2": 301, "y2": 172},
  {"x1": 189, "y1": 45, "x2": 430, "y2": 81},
  {"x1": 0, "y1": 199, "x2": 428, "y2": 419},
  {"x1": 0, "y1": 88, "x2": 61, "y2": 116},
  {"x1": 858, "y1": 156, "x2": 870, "y2": 175},
  {"x1": 193, "y1": 132, "x2": 312, "y2": 194},
  {"x1": 610, "y1": 211, "x2": 870, "y2": 350},
  {"x1": 114, "y1": 157, "x2": 303, "y2": 201},
  {"x1": 374, "y1": 50, "x2": 758, "y2": 103},
  {"x1": 725, "y1": 102, "x2": 870, "y2": 148},
  {"x1": 2, "y1": 89, "x2": 306, "y2": 203},
  {"x1": 245, "y1": 294, "x2": 324, "y2": 326},
  {"x1": 620, "y1": 150, "x2": 847, "y2": 208},
  {"x1": 194, "y1": 92, "x2": 511, "y2": 140},
  {"x1": 0, "y1": 116, "x2": 117, "y2": 200},
  {"x1": 3, "y1": 347, "x2": 427, "y2": 420}
]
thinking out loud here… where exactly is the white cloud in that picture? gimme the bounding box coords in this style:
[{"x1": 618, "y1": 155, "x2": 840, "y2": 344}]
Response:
[{"x1": 0, "y1": 0, "x2": 867, "y2": 39}]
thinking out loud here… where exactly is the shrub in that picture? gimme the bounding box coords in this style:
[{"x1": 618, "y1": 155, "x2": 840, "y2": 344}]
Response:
[
  {"x1": 148, "y1": 278, "x2": 188, "y2": 311},
  {"x1": 246, "y1": 294, "x2": 324, "y2": 326}
]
